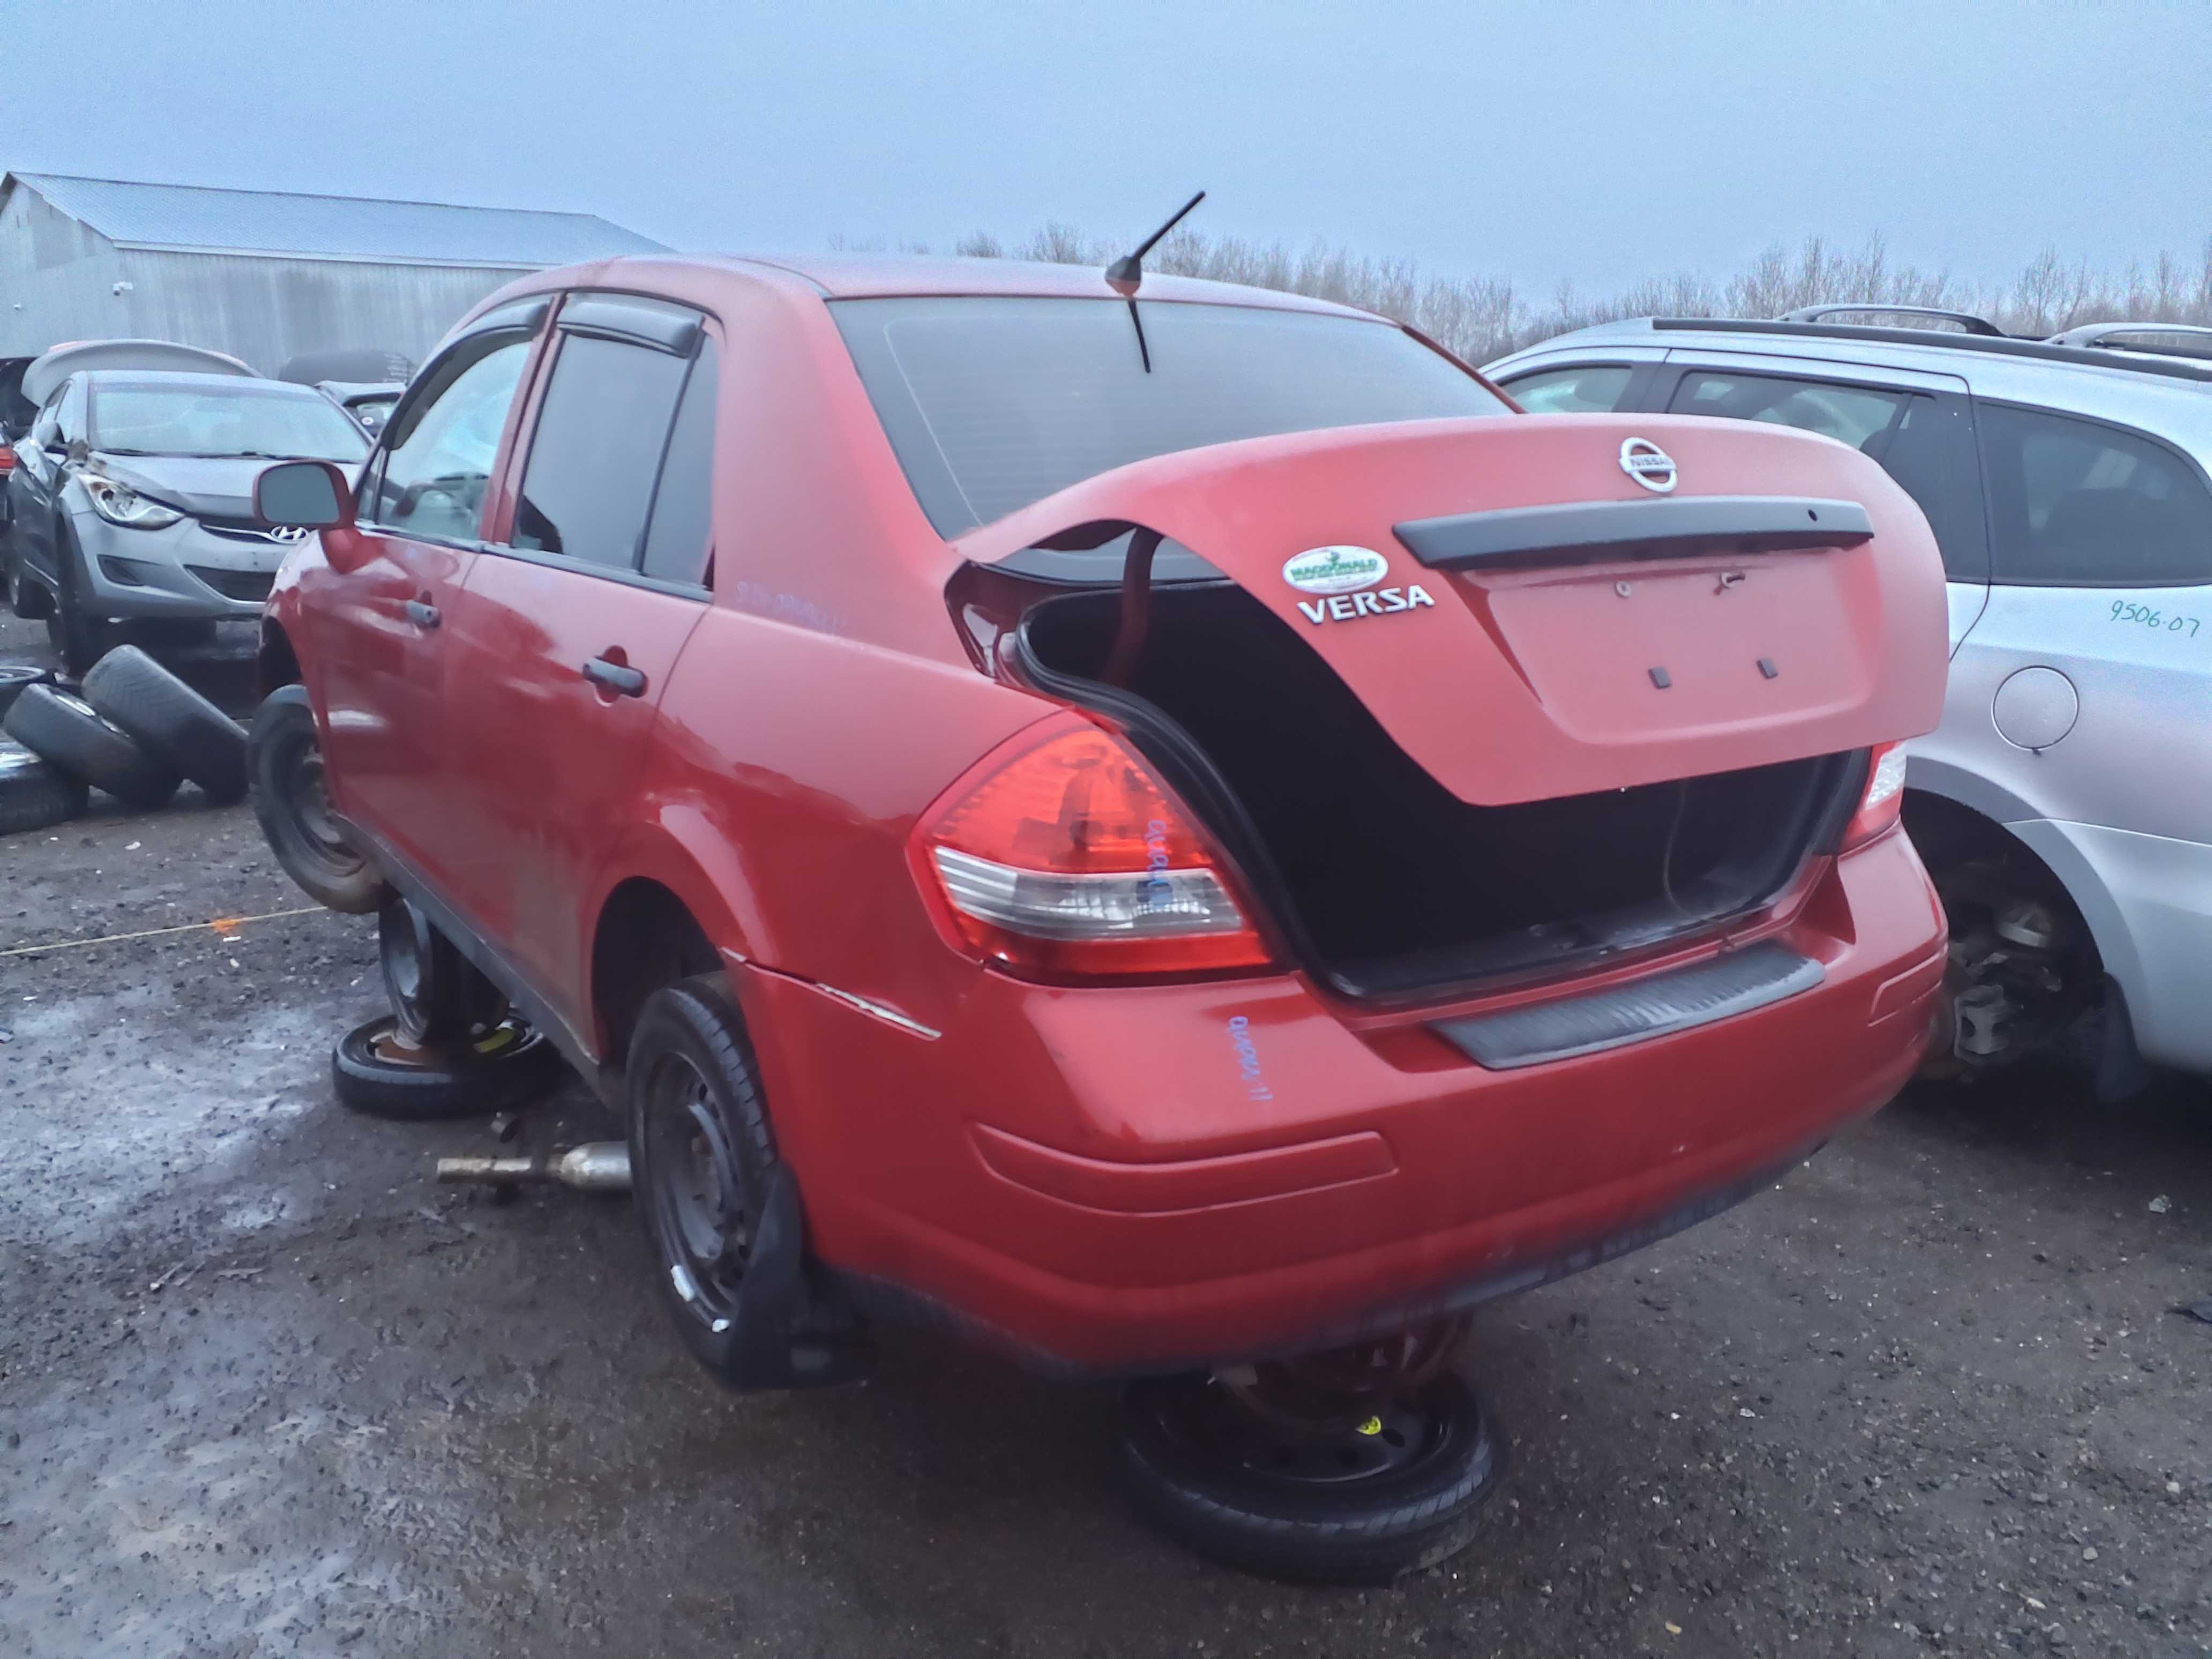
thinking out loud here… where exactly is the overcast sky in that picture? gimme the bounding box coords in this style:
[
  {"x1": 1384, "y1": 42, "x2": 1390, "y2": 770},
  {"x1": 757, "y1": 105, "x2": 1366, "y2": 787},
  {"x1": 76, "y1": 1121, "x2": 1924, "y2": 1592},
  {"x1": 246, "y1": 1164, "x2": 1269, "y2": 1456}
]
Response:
[{"x1": 6, "y1": 1, "x2": 2208, "y2": 296}]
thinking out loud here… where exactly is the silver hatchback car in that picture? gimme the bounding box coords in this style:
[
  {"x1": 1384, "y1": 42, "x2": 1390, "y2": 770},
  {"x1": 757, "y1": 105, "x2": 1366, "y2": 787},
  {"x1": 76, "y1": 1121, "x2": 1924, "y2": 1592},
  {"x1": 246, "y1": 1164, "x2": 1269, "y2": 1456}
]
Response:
[
  {"x1": 4, "y1": 349, "x2": 369, "y2": 674},
  {"x1": 1488, "y1": 310, "x2": 2212, "y2": 1089}
]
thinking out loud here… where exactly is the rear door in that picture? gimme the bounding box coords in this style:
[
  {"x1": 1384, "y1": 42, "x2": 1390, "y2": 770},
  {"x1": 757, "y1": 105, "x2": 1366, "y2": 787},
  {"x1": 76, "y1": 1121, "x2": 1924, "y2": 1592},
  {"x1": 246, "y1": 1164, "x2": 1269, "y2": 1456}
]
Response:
[
  {"x1": 311, "y1": 301, "x2": 545, "y2": 888},
  {"x1": 1659, "y1": 356, "x2": 1991, "y2": 653},
  {"x1": 437, "y1": 293, "x2": 718, "y2": 1016},
  {"x1": 1927, "y1": 400, "x2": 2212, "y2": 844}
]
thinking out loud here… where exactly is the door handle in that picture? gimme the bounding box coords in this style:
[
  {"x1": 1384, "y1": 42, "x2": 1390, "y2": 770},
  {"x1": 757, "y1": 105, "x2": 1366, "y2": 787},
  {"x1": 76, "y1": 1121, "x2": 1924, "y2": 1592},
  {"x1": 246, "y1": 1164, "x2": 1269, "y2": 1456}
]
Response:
[
  {"x1": 582, "y1": 656, "x2": 647, "y2": 698},
  {"x1": 405, "y1": 599, "x2": 440, "y2": 630}
]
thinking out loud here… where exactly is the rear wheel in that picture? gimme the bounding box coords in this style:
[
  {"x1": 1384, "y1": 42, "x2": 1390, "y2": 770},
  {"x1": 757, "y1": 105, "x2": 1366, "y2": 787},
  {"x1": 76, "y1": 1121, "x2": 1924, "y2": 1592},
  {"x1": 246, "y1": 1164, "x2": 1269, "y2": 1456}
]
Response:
[
  {"x1": 1116, "y1": 1324, "x2": 1501, "y2": 1583},
  {"x1": 626, "y1": 977, "x2": 780, "y2": 1377}
]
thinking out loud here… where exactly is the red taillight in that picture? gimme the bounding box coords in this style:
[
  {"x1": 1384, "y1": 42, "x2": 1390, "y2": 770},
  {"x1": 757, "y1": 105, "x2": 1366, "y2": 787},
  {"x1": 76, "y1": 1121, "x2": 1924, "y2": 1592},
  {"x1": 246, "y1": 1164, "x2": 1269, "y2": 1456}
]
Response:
[
  {"x1": 1840, "y1": 742, "x2": 1910, "y2": 849},
  {"x1": 0, "y1": 446, "x2": 14, "y2": 474},
  {"x1": 913, "y1": 715, "x2": 1274, "y2": 981}
]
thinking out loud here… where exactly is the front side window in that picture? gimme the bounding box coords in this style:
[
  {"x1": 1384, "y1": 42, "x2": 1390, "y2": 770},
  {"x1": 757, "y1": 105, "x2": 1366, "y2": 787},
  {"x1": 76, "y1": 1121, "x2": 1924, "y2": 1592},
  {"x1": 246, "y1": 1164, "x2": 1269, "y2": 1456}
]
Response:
[
  {"x1": 88, "y1": 382, "x2": 368, "y2": 461},
  {"x1": 834, "y1": 296, "x2": 1509, "y2": 535},
  {"x1": 1506, "y1": 364, "x2": 1637, "y2": 413},
  {"x1": 370, "y1": 337, "x2": 532, "y2": 543},
  {"x1": 55, "y1": 380, "x2": 86, "y2": 446},
  {"x1": 510, "y1": 334, "x2": 692, "y2": 570},
  {"x1": 1977, "y1": 403, "x2": 2212, "y2": 586}
]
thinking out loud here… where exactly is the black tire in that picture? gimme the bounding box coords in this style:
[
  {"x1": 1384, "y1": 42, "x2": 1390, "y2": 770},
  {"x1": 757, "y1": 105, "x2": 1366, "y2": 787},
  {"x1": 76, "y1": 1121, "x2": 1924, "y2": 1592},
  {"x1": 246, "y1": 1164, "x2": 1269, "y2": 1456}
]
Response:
[
  {"x1": 6, "y1": 546, "x2": 54, "y2": 621},
  {"x1": 0, "y1": 663, "x2": 51, "y2": 719},
  {"x1": 626, "y1": 977, "x2": 781, "y2": 1378},
  {"x1": 330, "y1": 1013, "x2": 563, "y2": 1121},
  {"x1": 378, "y1": 896, "x2": 506, "y2": 1043},
  {"x1": 0, "y1": 738, "x2": 89, "y2": 835},
  {"x1": 247, "y1": 685, "x2": 390, "y2": 913},
  {"x1": 2, "y1": 682, "x2": 180, "y2": 809},
  {"x1": 81, "y1": 645, "x2": 248, "y2": 804},
  {"x1": 48, "y1": 527, "x2": 116, "y2": 678},
  {"x1": 1117, "y1": 1370, "x2": 1503, "y2": 1584}
]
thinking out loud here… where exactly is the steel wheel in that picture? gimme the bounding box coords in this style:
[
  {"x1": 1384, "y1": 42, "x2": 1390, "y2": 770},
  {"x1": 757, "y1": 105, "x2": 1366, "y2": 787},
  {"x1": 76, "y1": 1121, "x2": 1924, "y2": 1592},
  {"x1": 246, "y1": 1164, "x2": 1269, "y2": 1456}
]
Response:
[{"x1": 638, "y1": 1047, "x2": 753, "y2": 1328}]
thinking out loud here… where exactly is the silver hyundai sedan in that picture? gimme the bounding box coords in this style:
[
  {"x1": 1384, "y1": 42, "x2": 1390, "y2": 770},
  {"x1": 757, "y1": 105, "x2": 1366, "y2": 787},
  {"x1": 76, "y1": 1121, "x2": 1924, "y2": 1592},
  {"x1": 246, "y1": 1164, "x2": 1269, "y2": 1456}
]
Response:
[{"x1": 4, "y1": 364, "x2": 368, "y2": 672}]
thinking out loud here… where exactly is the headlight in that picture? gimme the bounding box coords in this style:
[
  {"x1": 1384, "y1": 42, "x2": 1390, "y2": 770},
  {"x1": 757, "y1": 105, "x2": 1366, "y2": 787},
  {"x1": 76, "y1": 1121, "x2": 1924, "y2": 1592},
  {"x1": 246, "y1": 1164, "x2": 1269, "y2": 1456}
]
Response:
[{"x1": 81, "y1": 474, "x2": 184, "y2": 530}]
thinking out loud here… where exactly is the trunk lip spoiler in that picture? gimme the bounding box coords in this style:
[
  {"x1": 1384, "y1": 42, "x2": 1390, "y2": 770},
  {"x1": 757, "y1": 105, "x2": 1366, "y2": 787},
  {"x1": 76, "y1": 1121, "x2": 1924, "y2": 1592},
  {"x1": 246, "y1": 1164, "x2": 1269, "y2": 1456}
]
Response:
[{"x1": 1395, "y1": 495, "x2": 1873, "y2": 571}]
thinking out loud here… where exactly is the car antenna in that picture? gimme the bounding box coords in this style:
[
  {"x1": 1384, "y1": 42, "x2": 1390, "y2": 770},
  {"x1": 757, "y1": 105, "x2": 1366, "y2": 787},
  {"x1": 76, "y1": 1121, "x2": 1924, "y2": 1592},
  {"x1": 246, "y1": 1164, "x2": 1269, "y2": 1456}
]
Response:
[{"x1": 1105, "y1": 190, "x2": 1205, "y2": 372}]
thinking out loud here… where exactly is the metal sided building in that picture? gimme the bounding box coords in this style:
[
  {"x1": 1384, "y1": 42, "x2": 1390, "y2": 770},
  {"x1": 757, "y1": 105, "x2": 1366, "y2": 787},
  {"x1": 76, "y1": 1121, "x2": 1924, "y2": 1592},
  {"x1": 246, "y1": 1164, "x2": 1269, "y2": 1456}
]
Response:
[{"x1": 0, "y1": 171, "x2": 669, "y2": 372}]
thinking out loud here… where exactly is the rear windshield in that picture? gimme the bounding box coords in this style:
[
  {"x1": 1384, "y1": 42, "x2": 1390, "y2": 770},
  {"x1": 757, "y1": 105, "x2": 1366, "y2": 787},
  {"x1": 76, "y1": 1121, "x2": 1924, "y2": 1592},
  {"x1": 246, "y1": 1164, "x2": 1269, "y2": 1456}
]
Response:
[
  {"x1": 832, "y1": 296, "x2": 1508, "y2": 534},
  {"x1": 88, "y1": 382, "x2": 370, "y2": 462}
]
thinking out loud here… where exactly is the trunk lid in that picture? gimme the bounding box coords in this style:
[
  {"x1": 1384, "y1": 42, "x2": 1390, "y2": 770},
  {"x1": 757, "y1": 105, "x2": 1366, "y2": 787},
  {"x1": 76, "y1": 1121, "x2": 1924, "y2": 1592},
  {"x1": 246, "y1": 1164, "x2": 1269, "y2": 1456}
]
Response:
[{"x1": 956, "y1": 413, "x2": 1947, "y2": 805}]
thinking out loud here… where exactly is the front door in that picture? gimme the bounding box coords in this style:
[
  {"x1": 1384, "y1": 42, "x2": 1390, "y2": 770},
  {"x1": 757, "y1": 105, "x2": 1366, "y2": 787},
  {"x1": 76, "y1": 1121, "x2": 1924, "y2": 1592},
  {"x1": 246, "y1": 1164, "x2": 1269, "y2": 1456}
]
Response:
[
  {"x1": 310, "y1": 325, "x2": 539, "y2": 890},
  {"x1": 437, "y1": 295, "x2": 720, "y2": 1026}
]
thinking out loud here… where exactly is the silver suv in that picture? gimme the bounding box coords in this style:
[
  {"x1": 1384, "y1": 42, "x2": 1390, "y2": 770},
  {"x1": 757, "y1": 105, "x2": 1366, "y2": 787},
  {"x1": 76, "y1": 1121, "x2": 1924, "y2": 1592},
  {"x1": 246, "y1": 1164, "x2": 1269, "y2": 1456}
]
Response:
[{"x1": 1488, "y1": 309, "x2": 2212, "y2": 1089}]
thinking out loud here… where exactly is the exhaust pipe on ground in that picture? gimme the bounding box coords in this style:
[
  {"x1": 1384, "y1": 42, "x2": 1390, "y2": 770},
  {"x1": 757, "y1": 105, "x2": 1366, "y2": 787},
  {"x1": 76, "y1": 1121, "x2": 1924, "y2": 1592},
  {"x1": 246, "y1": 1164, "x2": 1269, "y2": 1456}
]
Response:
[{"x1": 435, "y1": 1142, "x2": 631, "y2": 1192}]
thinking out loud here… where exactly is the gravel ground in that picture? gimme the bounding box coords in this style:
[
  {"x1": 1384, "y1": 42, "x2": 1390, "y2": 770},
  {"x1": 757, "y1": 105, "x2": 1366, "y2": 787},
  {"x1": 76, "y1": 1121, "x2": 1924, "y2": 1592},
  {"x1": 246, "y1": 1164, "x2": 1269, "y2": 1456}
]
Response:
[{"x1": 2, "y1": 612, "x2": 2209, "y2": 1658}]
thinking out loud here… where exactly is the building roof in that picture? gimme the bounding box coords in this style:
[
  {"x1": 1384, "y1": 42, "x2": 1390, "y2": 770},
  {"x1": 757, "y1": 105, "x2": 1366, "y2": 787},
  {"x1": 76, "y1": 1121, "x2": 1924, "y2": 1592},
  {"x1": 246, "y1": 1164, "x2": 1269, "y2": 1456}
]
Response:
[{"x1": 8, "y1": 172, "x2": 668, "y2": 268}]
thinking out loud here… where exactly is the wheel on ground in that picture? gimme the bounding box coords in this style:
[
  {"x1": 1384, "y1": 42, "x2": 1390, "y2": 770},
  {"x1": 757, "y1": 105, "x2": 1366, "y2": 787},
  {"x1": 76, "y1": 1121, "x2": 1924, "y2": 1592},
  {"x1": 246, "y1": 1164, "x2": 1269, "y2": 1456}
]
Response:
[
  {"x1": 2, "y1": 682, "x2": 180, "y2": 809},
  {"x1": 1117, "y1": 1364, "x2": 1502, "y2": 1583},
  {"x1": 82, "y1": 645, "x2": 249, "y2": 804},
  {"x1": 0, "y1": 738, "x2": 89, "y2": 834},
  {"x1": 626, "y1": 977, "x2": 780, "y2": 1378},
  {"x1": 246, "y1": 685, "x2": 390, "y2": 913},
  {"x1": 378, "y1": 896, "x2": 507, "y2": 1043},
  {"x1": 48, "y1": 529, "x2": 117, "y2": 677},
  {"x1": 0, "y1": 663, "x2": 51, "y2": 719},
  {"x1": 330, "y1": 1013, "x2": 562, "y2": 1120}
]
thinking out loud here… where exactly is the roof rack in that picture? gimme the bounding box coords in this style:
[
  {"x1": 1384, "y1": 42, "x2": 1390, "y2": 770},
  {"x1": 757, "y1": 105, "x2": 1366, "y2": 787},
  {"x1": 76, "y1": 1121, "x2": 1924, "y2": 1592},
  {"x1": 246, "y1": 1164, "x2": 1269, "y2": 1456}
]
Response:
[
  {"x1": 2046, "y1": 322, "x2": 2212, "y2": 363},
  {"x1": 1650, "y1": 317, "x2": 2212, "y2": 387},
  {"x1": 1779, "y1": 303, "x2": 2006, "y2": 337}
]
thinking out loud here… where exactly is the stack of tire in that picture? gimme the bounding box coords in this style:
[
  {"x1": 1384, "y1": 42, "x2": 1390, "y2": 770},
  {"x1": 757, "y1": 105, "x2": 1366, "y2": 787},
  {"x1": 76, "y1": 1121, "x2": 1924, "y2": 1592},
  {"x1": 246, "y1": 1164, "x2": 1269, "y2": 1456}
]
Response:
[{"x1": 0, "y1": 647, "x2": 248, "y2": 834}]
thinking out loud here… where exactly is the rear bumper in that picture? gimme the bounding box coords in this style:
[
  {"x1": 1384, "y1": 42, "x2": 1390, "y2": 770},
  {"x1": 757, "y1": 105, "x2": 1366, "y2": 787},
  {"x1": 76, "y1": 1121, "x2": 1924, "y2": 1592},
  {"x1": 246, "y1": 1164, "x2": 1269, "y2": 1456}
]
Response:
[{"x1": 742, "y1": 828, "x2": 1945, "y2": 1376}]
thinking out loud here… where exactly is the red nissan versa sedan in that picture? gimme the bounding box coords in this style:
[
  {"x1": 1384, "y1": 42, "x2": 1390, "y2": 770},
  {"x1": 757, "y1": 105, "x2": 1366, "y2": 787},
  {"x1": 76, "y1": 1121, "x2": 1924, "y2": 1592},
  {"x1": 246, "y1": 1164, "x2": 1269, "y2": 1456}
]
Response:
[{"x1": 243, "y1": 252, "x2": 1948, "y2": 1581}]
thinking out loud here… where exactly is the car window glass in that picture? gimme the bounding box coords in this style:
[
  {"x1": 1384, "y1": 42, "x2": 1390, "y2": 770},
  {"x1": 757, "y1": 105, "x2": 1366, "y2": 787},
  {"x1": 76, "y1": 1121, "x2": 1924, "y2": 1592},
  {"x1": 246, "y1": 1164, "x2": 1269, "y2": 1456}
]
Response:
[
  {"x1": 370, "y1": 338, "x2": 530, "y2": 543},
  {"x1": 510, "y1": 334, "x2": 690, "y2": 570},
  {"x1": 31, "y1": 386, "x2": 64, "y2": 446},
  {"x1": 1670, "y1": 371, "x2": 1907, "y2": 452},
  {"x1": 55, "y1": 380, "x2": 86, "y2": 445},
  {"x1": 1505, "y1": 365, "x2": 1636, "y2": 413},
  {"x1": 1977, "y1": 403, "x2": 2212, "y2": 586},
  {"x1": 1864, "y1": 395, "x2": 1988, "y2": 584},
  {"x1": 834, "y1": 297, "x2": 1508, "y2": 535},
  {"x1": 639, "y1": 338, "x2": 718, "y2": 587}
]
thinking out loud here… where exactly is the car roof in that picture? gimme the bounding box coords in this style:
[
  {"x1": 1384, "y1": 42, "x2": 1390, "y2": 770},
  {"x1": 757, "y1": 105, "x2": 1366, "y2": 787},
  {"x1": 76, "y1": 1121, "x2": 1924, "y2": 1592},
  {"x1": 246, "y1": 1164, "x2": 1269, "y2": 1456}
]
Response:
[
  {"x1": 569, "y1": 251, "x2": 1382, "y2": 319},
  {"x1": 1492, "y1": 316, "x2": 2212, "y2": 454}
]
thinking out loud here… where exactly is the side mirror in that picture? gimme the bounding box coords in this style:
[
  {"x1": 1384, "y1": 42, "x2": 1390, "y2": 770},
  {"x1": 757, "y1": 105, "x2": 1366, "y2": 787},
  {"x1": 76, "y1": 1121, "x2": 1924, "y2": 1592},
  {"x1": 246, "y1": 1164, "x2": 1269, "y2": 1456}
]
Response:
[{"x1": 254, "y1": 460, "x2": 354, "y2": 530}]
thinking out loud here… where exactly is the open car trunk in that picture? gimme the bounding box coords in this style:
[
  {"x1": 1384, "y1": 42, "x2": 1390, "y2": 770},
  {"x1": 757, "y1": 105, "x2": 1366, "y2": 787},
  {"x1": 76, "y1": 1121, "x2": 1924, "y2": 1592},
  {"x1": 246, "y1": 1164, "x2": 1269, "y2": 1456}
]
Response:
[
  {"x1": 955, "y1": 412, "x2": 1947, "y2": 1001},
  {"x1": 1018, "y1": 583, "x2": 1862, "y2": 999}
]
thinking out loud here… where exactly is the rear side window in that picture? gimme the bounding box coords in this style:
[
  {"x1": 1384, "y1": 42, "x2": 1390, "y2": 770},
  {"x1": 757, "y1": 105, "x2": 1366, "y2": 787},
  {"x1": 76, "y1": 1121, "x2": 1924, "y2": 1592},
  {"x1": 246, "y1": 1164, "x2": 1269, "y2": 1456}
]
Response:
[
  {"x1": 1505, "y1": 364, "x2": 1636, "y2": 413},
  {"x1": 834, "y1": 296, "x2": 1508, "y2": 535},
  {"x1": 371, "y1": 337, "x2": 532, "y2": 542},
  {"x1": 1671, "y1": 370, "x2": 1908, "y2": 451},
  {"x1": 640, "y1": 338, "x2": 719, "y2": 587},
  {"x1": 511, "y1": 334, "x2": 691, "y2": 569},
  {"x1": 1976, "y1": 403, "x2": 2212, "y2": 587},
  {"x1": 1670, "y1": 370, "x2": 1989, "y2": 582}
]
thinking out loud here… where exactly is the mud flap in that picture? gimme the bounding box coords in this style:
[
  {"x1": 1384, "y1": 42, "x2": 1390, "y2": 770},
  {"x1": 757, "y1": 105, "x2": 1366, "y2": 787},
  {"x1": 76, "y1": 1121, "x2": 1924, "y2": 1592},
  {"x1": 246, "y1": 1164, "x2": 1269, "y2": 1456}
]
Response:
[
  {"x1": 2088, "y1": 975, "x2": 2150, "y2": 1105},
  {"x1": 720, "y1": 1162, "x2": 873, "y2": 1391}
]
